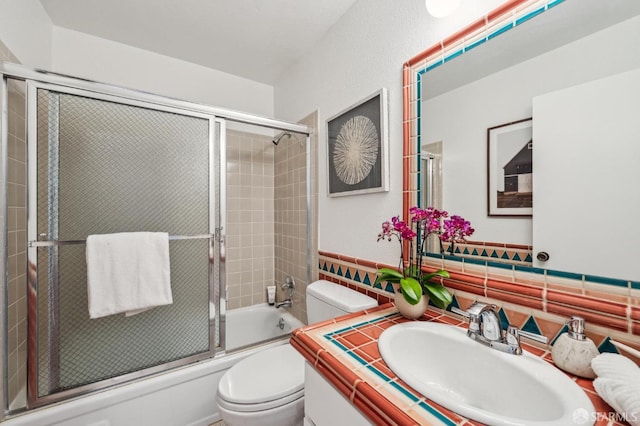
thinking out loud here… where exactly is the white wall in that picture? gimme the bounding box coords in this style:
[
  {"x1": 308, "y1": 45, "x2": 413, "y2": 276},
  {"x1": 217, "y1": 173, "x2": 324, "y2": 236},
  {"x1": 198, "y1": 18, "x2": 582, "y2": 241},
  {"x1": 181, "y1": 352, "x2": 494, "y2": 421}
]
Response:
[
  {"x1": 421, "y1": 15, "x2": 640, "y2": 247},
  {"x1": 52, "y1": 27, "x2": 274, "y2": 117},
  {"x1": 274, "y1": 0, "x2": 505, "y2": 265},
  {"x1": 0, "y1": 0, "x2": 53, "y2": 68}
]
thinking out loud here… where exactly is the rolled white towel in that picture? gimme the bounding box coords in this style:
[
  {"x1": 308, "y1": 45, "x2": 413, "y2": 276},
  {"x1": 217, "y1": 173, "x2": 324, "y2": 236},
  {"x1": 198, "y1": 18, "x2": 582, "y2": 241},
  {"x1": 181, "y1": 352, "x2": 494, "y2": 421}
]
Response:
[{"x1": 592, "y1": 353, "x2": 640, "y2": 426}]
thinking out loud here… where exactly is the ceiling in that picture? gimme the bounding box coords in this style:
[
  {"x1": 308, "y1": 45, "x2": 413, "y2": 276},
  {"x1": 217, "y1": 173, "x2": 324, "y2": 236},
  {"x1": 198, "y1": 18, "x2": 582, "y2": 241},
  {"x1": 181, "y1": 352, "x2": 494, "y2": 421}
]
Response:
[{"x1": 39, "y1": 0, "x2": 358, "y2": 85}]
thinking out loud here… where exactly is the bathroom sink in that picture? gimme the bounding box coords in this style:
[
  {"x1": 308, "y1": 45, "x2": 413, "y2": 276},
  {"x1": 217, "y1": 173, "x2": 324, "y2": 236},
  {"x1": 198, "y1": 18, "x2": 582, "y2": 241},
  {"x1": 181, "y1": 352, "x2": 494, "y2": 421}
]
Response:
[{"x1": 378, "y1": 322, "x2": 595, "y2": 426}]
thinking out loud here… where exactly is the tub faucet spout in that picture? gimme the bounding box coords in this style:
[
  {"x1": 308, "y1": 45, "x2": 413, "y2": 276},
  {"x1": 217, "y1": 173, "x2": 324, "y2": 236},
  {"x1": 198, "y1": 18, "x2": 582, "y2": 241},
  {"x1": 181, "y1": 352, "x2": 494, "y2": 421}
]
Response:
[{"x1": 275, "y1": 299, "x2": 292, "y2": 309}]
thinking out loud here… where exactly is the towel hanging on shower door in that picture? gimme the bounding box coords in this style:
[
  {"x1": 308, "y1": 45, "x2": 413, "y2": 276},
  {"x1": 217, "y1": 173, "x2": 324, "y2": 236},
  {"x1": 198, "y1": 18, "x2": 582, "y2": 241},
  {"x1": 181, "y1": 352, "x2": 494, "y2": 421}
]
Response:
[{"x1": 86, "y1": 232, "x2": 172, "y2": 319}]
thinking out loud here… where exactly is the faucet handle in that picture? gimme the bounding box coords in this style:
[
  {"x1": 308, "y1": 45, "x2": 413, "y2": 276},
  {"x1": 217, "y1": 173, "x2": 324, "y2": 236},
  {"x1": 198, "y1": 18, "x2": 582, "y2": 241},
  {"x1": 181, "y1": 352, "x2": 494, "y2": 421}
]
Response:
[
  {"x1": 450, "y1": 306, "x2": 470, "y2": 318},
  {"x1": 506, "y1": 325, "x2": 548, "y2": 345}
]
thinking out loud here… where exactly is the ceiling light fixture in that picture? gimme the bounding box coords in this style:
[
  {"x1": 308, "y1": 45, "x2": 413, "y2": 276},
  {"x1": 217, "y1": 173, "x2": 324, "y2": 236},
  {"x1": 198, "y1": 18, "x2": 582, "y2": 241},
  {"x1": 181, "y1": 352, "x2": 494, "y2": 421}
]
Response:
[{"x1": 425, "y1": 0, "x2": 461, "y2": 18}]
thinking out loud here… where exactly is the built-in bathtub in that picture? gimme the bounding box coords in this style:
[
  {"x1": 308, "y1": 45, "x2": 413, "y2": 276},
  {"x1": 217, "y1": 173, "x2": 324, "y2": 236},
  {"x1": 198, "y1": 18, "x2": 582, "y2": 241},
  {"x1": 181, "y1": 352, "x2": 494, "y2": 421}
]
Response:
[{"x1": 4, "y1": 304, "x2": 303, "y2": 426}]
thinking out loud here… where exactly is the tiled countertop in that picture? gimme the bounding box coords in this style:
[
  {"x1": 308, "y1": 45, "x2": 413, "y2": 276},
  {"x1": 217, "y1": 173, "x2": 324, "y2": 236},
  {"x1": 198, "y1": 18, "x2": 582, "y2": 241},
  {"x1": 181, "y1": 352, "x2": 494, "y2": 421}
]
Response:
[{"x1": 290, "y1": 303, "x2": 627, "y2": 426}]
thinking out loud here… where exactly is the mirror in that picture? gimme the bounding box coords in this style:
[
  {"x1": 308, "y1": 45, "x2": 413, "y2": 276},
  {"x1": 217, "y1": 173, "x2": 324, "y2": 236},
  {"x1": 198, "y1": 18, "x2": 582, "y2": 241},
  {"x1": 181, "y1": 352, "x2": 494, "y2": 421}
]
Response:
[{"x1": 412, "y1": 0, "x2": 640, "y2": 281}]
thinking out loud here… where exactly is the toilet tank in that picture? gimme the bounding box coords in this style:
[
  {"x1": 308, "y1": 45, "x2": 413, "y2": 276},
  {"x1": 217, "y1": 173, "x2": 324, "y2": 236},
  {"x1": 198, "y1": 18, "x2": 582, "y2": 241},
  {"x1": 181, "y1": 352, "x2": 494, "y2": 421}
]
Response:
[{"x1": 306, "y1": 280, "x2": 378, "y2": 324}]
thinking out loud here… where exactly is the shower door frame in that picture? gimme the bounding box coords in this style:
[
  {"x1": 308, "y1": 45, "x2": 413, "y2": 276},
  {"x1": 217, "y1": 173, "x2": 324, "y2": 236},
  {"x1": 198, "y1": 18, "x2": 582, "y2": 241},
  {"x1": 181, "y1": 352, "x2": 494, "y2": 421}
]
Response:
[
  {"x1": 25, "y1": 80, "x2": 224, "y2": 408},
  {"x1": 0, "y1": 60, "x2": 311, "y2": 417}
]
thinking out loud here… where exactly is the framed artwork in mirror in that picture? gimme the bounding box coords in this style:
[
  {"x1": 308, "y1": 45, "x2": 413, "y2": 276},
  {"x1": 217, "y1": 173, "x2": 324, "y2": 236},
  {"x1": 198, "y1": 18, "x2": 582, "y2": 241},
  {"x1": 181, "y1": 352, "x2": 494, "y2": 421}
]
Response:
[
  {"x1": 326, "y1": 89, "x2": 389, "y2": 197},
  {"x1": 487, "y1": 118, "x2": 533, "y2": 216}
]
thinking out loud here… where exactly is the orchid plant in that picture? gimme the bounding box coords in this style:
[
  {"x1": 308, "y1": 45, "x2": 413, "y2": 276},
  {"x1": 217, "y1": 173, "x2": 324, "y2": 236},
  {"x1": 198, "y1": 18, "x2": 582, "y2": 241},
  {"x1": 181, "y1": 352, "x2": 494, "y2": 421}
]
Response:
[{"x1": 375, "y1": 206, "x2": 474, "y2": 308}]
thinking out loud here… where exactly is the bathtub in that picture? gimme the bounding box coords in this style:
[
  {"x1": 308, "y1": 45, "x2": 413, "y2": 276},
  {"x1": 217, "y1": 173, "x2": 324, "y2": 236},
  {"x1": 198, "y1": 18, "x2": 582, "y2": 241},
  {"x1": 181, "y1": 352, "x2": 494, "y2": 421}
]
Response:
[{"x1": 4, "y1": 304, "x2": 303, "y2": 426}]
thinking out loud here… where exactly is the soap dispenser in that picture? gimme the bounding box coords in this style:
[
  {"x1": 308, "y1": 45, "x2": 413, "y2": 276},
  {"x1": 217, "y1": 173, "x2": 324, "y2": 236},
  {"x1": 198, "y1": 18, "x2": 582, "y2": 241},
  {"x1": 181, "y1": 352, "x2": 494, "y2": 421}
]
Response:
[{"x1": 551, "y1": 316, "x2": 599, "y2": 378}]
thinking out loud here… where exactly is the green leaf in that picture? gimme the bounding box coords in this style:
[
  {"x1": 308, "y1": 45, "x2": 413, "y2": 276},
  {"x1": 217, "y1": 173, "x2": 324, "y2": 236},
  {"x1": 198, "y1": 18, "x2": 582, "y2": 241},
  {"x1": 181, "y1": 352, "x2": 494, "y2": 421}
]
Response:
[
  {"x1": 375, "y1": 268, "x2": 404, "y2": 285},
  {"x1": 422, "y1": 269, "x2": 450, "y2": 282},
  {"x1": 423, "y1": 282, "x2": 453, "y2": 310},
  {"x1": 399, "y1": 277, "x2": 422, "y2": 305},
  {"x1": 404, "y1": 265, "x2": 420, "y2": 278}
]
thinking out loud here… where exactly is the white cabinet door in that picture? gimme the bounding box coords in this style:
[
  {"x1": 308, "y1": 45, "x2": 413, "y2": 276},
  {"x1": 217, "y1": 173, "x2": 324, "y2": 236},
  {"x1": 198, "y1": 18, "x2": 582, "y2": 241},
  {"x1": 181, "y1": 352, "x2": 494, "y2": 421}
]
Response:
[
  {"x1": 532, "y1": 68, "x2": 640, "y2": 280},
  {"x1": 304, "y1": 363, "x2": 371, "y2": 426}
]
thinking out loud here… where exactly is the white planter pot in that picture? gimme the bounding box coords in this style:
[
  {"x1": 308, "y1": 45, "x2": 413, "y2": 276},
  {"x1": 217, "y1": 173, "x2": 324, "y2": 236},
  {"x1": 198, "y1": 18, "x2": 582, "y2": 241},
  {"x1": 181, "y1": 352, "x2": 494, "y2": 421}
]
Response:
[{"x1": 394, "y1": 292, "x2": 429, "y2": 320}]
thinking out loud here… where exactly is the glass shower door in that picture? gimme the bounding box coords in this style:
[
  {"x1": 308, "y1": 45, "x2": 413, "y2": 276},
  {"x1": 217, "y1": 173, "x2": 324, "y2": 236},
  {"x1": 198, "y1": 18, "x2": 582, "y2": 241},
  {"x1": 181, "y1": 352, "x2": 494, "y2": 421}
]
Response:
[{"x1": 26, "y1": 83, "x2": 221, "y2": 406}]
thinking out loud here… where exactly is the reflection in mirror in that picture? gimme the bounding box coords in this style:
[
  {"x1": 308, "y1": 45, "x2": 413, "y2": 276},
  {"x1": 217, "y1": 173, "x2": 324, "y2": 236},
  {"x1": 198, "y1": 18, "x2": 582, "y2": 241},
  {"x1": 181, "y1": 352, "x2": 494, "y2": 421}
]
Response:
[{"x1": 416, "y1": 0, "x2": 640, "y2": 281}]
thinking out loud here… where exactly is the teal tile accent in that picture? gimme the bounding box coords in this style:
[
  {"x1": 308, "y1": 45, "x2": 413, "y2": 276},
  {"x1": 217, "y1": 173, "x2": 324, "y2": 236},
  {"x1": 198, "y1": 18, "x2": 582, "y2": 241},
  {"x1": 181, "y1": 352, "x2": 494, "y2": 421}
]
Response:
[
  {"x1": 498, "y1": 309, "x2": 510, "y2": 331},
  {"x1": 521, "y1": 316, "x2": 542, "y2": 336},
  {"x1": 515, "y1": 5, "x2": 546, "y2": 26},
  {"x1": 598, "y1": 337, "x2": 620, "y2": 354},
  {"x1": 337, "y1": 266, "x2": 343, "y2": 277},
  {"x1": 464, "y1": 257, "x2": 486, "y2": 266},
  {"x1": 585, "y1": 274, "x2": 629, "y2": 288},
  {"x1": 547, "y1": 269, "x2": 583, "y2": 281},
  {"x1": 354, "y1": 271, "x2": 362, "y2": 283},
  {"x1": 489, "y1": 260, "x2": 513, "y2": 270},
  {"x1": 514, "y1": 265, "x2": 545, "y2": 275},
  {"x1": 363, "y1": 274, "x2": 372, "y2": 286},
  {"x1": 390, "y1": 381, "x2": 420, "y2": 403},
  {"x1": 471, "y1": 248, "x2": 479, "y2": 256},
  {"x1": 512, "y1": 253, "x2": 522, "y2": 262},
  {"x1": 322, "y1": 262, "x2": 328, "y2": 271},
  {"x1": 524, "y1": 254, "x2": 533, "y2": 262},
  {"x1": 488, "y1": 22, "x2": 513, "y2": 40},
  {"x1": 366, "y1": 365, "x2": 391, "y2": 382},
  {"x1": 501, "y1": 251, "x2": 510, "y2": 260},
  {"x1": 384, "y1": 283, "x2": 395, "y2": 294},
  {"x1": 347, "y1": 351, "x2": 369, "y2": 366},
  {"x1": 632, "y1": 281, "x2": 640, "y2": 290},
  {"x1": 455, "y1": 246, "x2": 462, "y2": 254},
  {"x1": 481, "y1": 249, "x2": 488, "y2": 257},
  {"x1": 345, "y1": 269, "x2": 352, "y2": 280},
  {"x1": 329, "y1": 264, "x2": 335, "y2": 274},
  {"x1": 490, "y1": 250, "x2": 499, "y2": 258},
  {"x1": 373, "y1": 281, "x2": 383, "y2": 290},
  {"x1": 417, "y1": 401, "x2": 457, "y2": 426},
  {"x1": 463, "y1": 247, "x2": 470, "y2": 255},
  {"x1": 550, "y1": 325, "x2": 569, "y2": 346}
]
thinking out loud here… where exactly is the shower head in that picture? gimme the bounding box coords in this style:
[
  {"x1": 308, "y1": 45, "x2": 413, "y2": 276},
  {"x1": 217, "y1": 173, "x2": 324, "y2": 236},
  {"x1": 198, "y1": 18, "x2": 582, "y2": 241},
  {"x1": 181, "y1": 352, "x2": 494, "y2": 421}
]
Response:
[{"x1": 272, "y1": 132, "x2": 292, "y2": 146}]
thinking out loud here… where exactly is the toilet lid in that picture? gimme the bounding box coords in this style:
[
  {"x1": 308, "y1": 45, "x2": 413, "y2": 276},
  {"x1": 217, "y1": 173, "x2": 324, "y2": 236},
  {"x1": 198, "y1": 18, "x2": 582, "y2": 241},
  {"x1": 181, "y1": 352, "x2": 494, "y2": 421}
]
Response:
[{"x1": 218, "y1": 344, "x2": 305, "y2": 405}]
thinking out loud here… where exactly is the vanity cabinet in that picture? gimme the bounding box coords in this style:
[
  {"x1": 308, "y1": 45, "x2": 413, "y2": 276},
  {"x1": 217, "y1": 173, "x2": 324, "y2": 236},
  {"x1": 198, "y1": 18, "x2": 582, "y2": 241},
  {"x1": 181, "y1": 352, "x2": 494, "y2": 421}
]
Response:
[{"x1": 304, "y1": 363, "x2": 370, "y2": 426}]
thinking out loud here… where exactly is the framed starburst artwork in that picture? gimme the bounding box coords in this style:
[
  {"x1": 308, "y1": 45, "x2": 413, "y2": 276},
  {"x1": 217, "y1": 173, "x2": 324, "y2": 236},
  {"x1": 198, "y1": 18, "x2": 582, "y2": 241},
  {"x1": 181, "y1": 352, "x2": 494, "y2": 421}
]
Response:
[{"x1": 326, "y1": 89, "x2": 389, "y2": 197}]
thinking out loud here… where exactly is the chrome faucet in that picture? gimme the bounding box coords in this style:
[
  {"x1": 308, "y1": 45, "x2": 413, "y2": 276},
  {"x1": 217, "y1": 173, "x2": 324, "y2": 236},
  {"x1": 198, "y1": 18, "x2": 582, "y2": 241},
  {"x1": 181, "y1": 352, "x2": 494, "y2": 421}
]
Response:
[
  {"x1": 452, "y1": 302, "x2": 548, "y2": 355},
  {"x1": 275, "y1": 299, "x2": 292, "y2": 309},
  {"x1": 275, "y1": 276, "x2": 295, "y2": 309}
]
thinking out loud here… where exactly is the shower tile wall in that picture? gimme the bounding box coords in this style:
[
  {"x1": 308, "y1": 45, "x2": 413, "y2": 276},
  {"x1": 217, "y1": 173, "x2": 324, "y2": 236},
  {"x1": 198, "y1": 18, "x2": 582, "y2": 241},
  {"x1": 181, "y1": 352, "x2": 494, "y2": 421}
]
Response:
[
  {"x1": 0, "y1": 40, "x2": 27, "y2": 408},
  {"x1": 225, "y1": 130, "x2": 275, "y2": 309},
  {"x1": 275, "y1": 111, "x2": 318, "y2": 323}
]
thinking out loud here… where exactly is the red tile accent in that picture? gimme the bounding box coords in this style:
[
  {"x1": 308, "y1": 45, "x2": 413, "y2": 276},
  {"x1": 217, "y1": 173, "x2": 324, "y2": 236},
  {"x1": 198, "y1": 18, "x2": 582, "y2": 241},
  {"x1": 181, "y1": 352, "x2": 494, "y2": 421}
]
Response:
[
  {"x1": 547, "y1": 290, "x2": 627, "y2": 318},
  {"x1": 546, "y1": 302, "x2": 629, "y2": 332},
  {"x1": 354, "y1": 257, "x2": 377, "y2": 270},
  {"x1": 354, "y1": 381, "x2": 413, "y2": 425},
  {"x1": 337, "y1": 253, "x2": 357, "y2": 264},
  {"x1": 318, "y1": 250, "x2": 339, "y2": 260},
  {"x1": 631, "y1": 307, "x2": 640, "y2": 321},
  {"x1": 444, "y1": 278, "x2": 485, "y2": 296},
  {"x1": 486, "y1": 289, "x2": 543, "y2": 310},
  {"x1": 633, "y1": 321, "x2": 640, "y2": 336},
  {"x1": 447, "y1": 271, "x2": 486, "y2": 287},
  {"x1": 486, "y1": 278, "x2": 543, "y2": 299}
]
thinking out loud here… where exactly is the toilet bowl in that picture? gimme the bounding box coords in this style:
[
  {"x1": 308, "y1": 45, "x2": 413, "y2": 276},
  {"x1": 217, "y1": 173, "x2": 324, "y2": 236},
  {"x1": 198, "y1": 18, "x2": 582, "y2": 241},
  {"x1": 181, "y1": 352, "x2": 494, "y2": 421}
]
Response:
[
  {"x1": 217, "y1": 344, "x2": 304, "y2": 426},
  {"x1": 216, "y1": 280, "x2": 378, "y2": 426}
]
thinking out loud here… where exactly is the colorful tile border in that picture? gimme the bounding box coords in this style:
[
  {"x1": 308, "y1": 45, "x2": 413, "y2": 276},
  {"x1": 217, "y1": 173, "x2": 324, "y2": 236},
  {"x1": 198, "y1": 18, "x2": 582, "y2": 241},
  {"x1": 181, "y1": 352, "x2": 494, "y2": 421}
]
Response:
[
  {"x1": 292, "y1": 305, "x2": 627, "y2": 426},
  {"x1": 319, "y1": 250, "x2": 640, "y2": 362},
  {"x1": 440, "y1": 240, "x2": 533, "y2": 265}
]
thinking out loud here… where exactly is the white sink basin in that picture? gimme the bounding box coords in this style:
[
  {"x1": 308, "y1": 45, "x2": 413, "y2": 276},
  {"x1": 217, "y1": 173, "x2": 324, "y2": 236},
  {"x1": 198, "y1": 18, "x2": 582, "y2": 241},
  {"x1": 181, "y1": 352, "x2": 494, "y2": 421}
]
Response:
[{"x1": 378, "y1": 322, "x2": 595, "y2": 426}]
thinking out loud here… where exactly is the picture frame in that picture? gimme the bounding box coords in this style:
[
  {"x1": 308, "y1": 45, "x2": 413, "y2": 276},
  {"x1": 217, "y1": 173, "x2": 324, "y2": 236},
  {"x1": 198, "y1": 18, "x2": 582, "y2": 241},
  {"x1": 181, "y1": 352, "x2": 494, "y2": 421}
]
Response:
[
  {"x1": 326, "y1": 89, "x2": 389, "y2": 197},
  {"x1": 487, "y1": 118, "x2": 533, "y2": 216}
]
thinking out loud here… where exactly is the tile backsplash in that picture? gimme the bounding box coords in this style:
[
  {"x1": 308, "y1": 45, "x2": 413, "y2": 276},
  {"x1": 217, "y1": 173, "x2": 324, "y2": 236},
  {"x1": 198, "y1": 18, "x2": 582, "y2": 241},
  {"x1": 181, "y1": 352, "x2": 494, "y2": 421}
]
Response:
[{"x1": 318, "y1": 250, "x2": 640, "y2": 365}]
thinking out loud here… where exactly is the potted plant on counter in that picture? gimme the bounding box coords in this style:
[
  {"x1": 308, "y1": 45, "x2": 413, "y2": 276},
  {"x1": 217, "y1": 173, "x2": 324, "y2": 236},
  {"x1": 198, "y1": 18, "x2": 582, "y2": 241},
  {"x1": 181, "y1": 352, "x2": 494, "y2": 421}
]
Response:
[{"x1": 375, "y1": 206, "x2": 474, "y2": 319}]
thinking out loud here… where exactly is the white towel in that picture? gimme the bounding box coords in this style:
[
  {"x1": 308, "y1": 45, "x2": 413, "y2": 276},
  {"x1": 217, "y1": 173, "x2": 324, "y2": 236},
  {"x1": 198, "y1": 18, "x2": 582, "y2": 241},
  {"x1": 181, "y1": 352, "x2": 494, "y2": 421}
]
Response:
[
  {"x1": 86, "y1": 232, "x2": 172, "y2": 319},
  {"x1": 592, "y1": 353, "x2": 640, "y2": 426}
]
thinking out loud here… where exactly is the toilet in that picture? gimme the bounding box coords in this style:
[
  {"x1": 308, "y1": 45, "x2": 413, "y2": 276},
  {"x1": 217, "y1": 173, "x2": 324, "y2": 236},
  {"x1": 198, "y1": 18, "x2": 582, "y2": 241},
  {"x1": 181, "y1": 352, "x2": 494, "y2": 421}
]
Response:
[{"x1": 216, "y1": 280, "x2": 378, "y2": 426}]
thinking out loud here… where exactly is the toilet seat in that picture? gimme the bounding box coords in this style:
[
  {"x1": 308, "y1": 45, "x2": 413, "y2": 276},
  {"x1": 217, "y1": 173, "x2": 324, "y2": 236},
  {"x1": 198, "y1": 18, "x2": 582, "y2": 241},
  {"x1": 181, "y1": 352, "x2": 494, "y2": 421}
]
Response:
[{"x1": 217, "y1": 344, "x2": 305, "y2": 413}]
